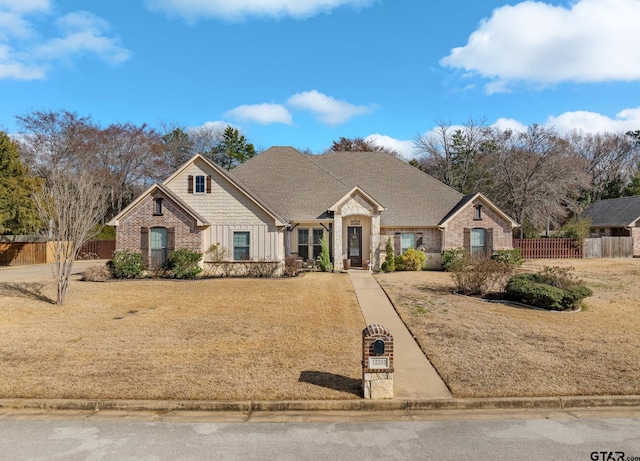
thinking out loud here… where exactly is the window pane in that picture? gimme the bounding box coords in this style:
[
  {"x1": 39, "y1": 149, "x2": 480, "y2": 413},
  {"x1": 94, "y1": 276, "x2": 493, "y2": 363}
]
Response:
[
  {"x1": 298, "y1": 245, "x2": 309, "y2": 260},
  {"x1": 195, "y1": 175, "x2": 205, "y2": 193},
  {"x1": 401, "y1": 233, "x2": 414, "y2": 252},
  {"x1": 312, "y1": 229, "x2": 324, "y2": 244},
  {"x1": 298, "y1": 228, "x2": 309, "y2": 244},
  {"x1": 233, "y1": 232, "x2": 250, "y2": 260}
]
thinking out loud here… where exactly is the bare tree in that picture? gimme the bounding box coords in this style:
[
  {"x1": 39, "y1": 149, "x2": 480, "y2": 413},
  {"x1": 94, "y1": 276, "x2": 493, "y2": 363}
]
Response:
[
  {"x1": 488, "y1": 125, "x2": 589, "y2": 236},
  {"x1": 566, "y1": 130, "x2": 639, "y2": 203},
  {"x1": 413, "y1": 118, "x2": 492, "y2": 194},
  {"x1": 188, "y1": 123, "x2": 224, "y2": 157},
  {"x1": 33, "y1": 171, "x2": 108, "y2": 304}
]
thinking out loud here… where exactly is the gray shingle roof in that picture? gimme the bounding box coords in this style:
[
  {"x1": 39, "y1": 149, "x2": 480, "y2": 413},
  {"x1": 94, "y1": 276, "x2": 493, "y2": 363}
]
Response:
[
  {"x1": 230, "y1": 147, "x2": 464, "y2": 226},
  {"x1": 582, "y1": 196, "x2": 640, "y2": 227}
]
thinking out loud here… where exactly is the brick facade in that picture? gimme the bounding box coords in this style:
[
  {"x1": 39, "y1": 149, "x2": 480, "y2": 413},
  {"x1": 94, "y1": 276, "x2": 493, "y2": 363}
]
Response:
[{"x1": 115, "y1": 190, "x2": 202, "y2": 254}]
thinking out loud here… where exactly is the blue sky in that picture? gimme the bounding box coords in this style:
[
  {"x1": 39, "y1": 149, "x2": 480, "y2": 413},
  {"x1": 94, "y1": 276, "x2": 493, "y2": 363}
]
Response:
[{"x1": 1, "y1": 0, "x2": 639, "y2": 157}]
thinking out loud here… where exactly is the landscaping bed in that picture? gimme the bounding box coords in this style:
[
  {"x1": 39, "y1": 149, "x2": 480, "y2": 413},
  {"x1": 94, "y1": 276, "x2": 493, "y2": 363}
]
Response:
[
  {"x1": 376, "y1": 258, "x2": 640, "y2": 398},
  {"x1": 0, "y1": 271, "x2": 364, "y2": 400}
]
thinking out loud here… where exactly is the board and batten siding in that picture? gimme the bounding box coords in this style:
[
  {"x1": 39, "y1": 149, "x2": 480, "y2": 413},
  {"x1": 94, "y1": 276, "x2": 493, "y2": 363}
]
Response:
[
  {"x1": 206, "y1": 224, "x2": 283, "y2": 261},
  {"x1": 165, "y1": 158, "x2": 284, "y2": 261}
]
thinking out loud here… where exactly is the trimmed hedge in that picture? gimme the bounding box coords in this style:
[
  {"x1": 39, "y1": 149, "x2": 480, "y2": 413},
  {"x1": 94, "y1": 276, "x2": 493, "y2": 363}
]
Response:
[
  {"x1": 167, "y1": 248, "x2": 202, "y2": 279},
  {"x1": 395, "y1": 248, "x2": 426, "y2": 271},
  {"x1": 111, "y1": 249, "x2": 142, "y2": 279},
  {"x1": 505, "y1": 271, "x2": 592, "y2": 311}
]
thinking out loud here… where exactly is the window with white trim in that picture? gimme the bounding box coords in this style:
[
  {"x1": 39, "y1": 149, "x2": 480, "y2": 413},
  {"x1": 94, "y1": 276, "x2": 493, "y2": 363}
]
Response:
[
  {"x1": 195, "y1": 175, "x2": 205, "y2": 193},
  {"x1": 233, "y1": 231, "x2": 250, "y2": 260},
  {"x1": 401, "y1": 233, "x2": 415, "y2": 253}
]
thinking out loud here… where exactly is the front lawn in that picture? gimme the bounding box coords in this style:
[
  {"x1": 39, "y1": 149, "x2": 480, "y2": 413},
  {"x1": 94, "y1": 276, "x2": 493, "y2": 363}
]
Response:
[
  {"x1": 376, "y1": 258, "x2": 640, "y2": 398},
  {"x1": 0, "y1": 272, "x2": 364, "y2": 400}
]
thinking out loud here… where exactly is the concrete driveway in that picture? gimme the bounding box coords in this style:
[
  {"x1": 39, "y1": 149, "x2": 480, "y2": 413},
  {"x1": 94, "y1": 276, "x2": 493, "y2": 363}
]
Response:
[{"x1": 0, "y1": 261, "x2": 105, "y2": 283}]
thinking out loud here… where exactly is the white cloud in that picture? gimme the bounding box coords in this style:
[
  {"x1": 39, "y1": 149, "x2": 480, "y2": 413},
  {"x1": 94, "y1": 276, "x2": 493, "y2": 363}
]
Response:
[
  {"x1": 145, "y1": 0, "x2": 374, "y2": 22},
  {"x1": 491, "y1": 117, "x2": 528, "y2": 133},
  {"x1": 364, "y1": 134, "x2": 414, "y2": 159},
  {"x1": 226, "y1": 103, "x2": 292, "y2": 125},
  {"x1": 441, "y1": 0, "x2": 640, "y2": 92},
  {"x1": 546, "y1": 107, "x2": 640, "y2": 134},
  {"x1": 0, "y1": 4, "x2": 131, "y2": 80},
  {"x1": 288, "y1": 90, "x2": 375, "y2": 125}
]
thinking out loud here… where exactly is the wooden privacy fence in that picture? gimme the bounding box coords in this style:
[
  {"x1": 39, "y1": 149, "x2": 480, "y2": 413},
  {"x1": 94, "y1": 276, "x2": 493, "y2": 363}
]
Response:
[
  {"x1": 513, "y1": 238, "x2": 582, "y2": 259},
  {"x1": 0, "y1": 242, "x2": 48, "y2": 266},
  {"x1": 583, "y1": 236, "x2": 633, "y2": 258},
  {"x1": 1, "y1": 240, "x2": 116, "y2": 266},
  {"x1": 77, "y1": 240, "x2": 116, "y2": 260},
  {"x1": 513, "y1": 237, "x2": 633, "y2": 259}
]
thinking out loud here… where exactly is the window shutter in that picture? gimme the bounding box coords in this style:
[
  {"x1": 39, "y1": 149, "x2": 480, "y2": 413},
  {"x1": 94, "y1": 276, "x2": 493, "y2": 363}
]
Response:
[
  {"x1": 187, "y1": 175, "x2": 194, "y2": 193},
  {"x1": 486, "y1": 228, "x2": 493, "y2": 254},
  {"x1": 463, "y1": 228, "x2": 470, "y2": 251},
  {"x1": 416, "y1": 232, "x2": 423, "y2": 248},
  {"x1": 394, "y1": 233, "x2": 401, "y2": 256},
  {"x1": 206, "y1": 175, "x2": 212, "y2": 193},
  {"x1": 167, "y1": 227, "x2": 175, "y2": 253},
  {"x1": 140, "y1": 227, "x2": 149, "y2": 268}
]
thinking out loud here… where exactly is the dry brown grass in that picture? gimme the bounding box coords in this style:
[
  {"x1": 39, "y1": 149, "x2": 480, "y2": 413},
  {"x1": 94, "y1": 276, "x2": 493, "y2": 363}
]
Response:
[
  {"x1": 376, "y1": 258, "x2": 640, "y2": 398},
  {"x1": 0, "y1": 271, "x2": 364, "y2": 400}
]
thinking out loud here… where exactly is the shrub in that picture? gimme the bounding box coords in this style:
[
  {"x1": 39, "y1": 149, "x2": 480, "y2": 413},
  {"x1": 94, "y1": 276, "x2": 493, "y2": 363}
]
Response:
[
  {"x1": 505, "y1": 266, "x2": 593, "y2": 310},
  {"x1": 318, "y1": 237, "x2": 333, "y2": 272},
  {"x1": 245, "y1": 259, "x2": 281, "y2": 278},
  {"x1": 449, "y1": 253, "x2": 515, "y2": 295},
  {"x1": 491, "y1": 248, "x2": 523, "y2": 267},
  {"x1": 81, "y1": 263, "x2": 113, "y2": 282},
  {"x1": 284, "y1": 255, "x2": 300, "y2": 277},
  {"x1": 551, "y1": 216, "x2": 591, "y2": 239},
  {"x1": 380, "y1": 237, "x2": 395, "y2": 272},
  {"x1": 442, "y1": 248, "x2": 468, "y2": 271},
  {"x1": 111, "y1": 249, "x2": 142, "y2": 279},
  {"x1": 395, "y1": 248, "x2": 426, "y2": 271},
  {"x1": 204, "y1": 243, "x2": 229, "y2": 276},
  {"x1": 167, "y1": 248, "x2": 202, "y2": 279}
]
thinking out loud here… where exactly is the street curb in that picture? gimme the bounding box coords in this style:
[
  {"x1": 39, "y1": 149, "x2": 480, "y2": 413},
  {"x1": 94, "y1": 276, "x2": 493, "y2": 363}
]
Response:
[{"x1": 2, "y1": 396, "x2": 640, "y2": 413}]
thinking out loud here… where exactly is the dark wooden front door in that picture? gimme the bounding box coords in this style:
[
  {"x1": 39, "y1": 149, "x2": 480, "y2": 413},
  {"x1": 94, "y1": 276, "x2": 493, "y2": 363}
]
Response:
[{"x1": 347, "y1": 226, "x2": 362, "y2": 267}]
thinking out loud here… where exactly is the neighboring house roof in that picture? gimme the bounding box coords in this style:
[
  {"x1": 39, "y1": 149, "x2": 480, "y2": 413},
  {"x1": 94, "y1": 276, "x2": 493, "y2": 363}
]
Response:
[
  {"x1": 231, "y1": 147, "x2": 466, "y2": 226},
  {"x1": 582, "y1": 196, "x2": 640, "y2": 227},
  {"x1": 107, "y1": 182, "x2": 210, "y2": 227},
  {"x1": 439, "y1": 192, "x2": 519, "y2": 228}
]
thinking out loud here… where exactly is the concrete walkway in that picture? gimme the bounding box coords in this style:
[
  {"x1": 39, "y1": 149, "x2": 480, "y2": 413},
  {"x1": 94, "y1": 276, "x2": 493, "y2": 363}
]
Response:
[{"x1": 349, "y1": 270, "x2": 452, "y2": 400}]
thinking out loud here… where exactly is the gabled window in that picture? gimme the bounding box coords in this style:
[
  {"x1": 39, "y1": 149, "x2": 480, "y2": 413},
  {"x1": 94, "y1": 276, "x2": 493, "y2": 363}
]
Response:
[
  {"x1": 474, "y1": 205, "x2": 483, "y2": 220},
  {"x1": 153, "y1": 198, "x2": 163, "y2": 216},
  {"x1": 195, "y1": 175, "x2": 205, "y2": 193}
]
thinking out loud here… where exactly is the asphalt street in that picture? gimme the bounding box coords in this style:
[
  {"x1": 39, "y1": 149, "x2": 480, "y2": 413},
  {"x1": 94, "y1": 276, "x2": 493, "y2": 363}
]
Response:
[{"x1": 1, "y1": 417, "x2": 639, "y2": 460}]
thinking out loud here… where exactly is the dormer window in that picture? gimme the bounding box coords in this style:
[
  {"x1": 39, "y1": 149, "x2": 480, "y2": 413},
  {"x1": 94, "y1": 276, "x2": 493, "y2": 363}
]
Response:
[
  {"x1": 154, "y1": 198, "x2": 163, "y2": 216},
  {"x1": 474, "y1": 205, "x2": 483, "y2": 220}
]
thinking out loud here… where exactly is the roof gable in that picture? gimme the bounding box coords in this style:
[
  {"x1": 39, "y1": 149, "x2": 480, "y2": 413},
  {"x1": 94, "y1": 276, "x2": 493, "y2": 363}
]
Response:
[
  {"x1": 439, "y1": 193, "x2": 519, "y2": 228},
  {"x1": 107, "y1": 183, "x2": 209, "y2": 227}
]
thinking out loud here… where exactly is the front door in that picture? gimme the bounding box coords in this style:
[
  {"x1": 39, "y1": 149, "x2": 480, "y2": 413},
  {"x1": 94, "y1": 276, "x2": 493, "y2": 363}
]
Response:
[
  {"x1": 150, "y1": 227, "x2": 168, "y2": 269},
  {"x1": 347, "y1": 226, "x2": 362, "y2": 267}
]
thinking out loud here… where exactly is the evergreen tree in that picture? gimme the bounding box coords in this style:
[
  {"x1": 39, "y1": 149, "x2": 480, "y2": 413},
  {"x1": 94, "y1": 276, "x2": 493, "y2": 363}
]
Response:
[
  {"x1": 209, "y1": 126, "x2": 256, "y2": 170},
  {"x1": 0, "y1": 132, "x2": 41, "y2": 234}
]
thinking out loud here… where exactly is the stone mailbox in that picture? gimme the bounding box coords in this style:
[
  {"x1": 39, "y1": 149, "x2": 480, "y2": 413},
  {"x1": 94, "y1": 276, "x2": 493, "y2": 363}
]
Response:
[{"x1": 362, "y1": 324, "x2": 394, "y2": 399}]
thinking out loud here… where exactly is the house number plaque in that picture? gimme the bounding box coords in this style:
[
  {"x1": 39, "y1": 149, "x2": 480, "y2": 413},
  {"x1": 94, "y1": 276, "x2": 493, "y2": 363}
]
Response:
[
  {"x1": 350, "y1": 220, "x2": 361, "y2": 225},
  {"x1": 368, "y1": 357, "x2": 389, "y2": 369}
]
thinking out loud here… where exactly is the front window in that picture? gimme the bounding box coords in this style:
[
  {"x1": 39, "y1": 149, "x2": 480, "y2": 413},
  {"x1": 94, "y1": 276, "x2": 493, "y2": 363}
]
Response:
[
  {"x1": 312, "y1": 229, "x2": 324, "y2": 259},
  {"x1": 195, "y1": 175, "x2": 205, "y2": 193},
  {"x1": 401, "y1": 233, "x2": 415, "y2": 253},
  {"x1": 298, "y1": 228, "x2": 309, "y2": 260},
  {"x1": 233, "y1": 231, "x2": 250, "y2": 260},
  {"x1": 471, "y1": 228, "x2": 486, "y2": 257}
]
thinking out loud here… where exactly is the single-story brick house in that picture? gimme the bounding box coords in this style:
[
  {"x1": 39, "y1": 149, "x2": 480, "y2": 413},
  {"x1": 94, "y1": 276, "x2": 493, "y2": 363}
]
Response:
[
  {"x1": 582, "y1": 195, "x2": 640, "y2": 256},
  {"x1": 108, "y1": 147, "x2": 518, "y2": 270}
]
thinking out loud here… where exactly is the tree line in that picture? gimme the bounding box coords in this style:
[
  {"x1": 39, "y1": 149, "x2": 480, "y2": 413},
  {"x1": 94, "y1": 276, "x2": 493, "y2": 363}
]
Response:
[{"x1": 411, "y1": 119, "x2": 640, "y2": 237}]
